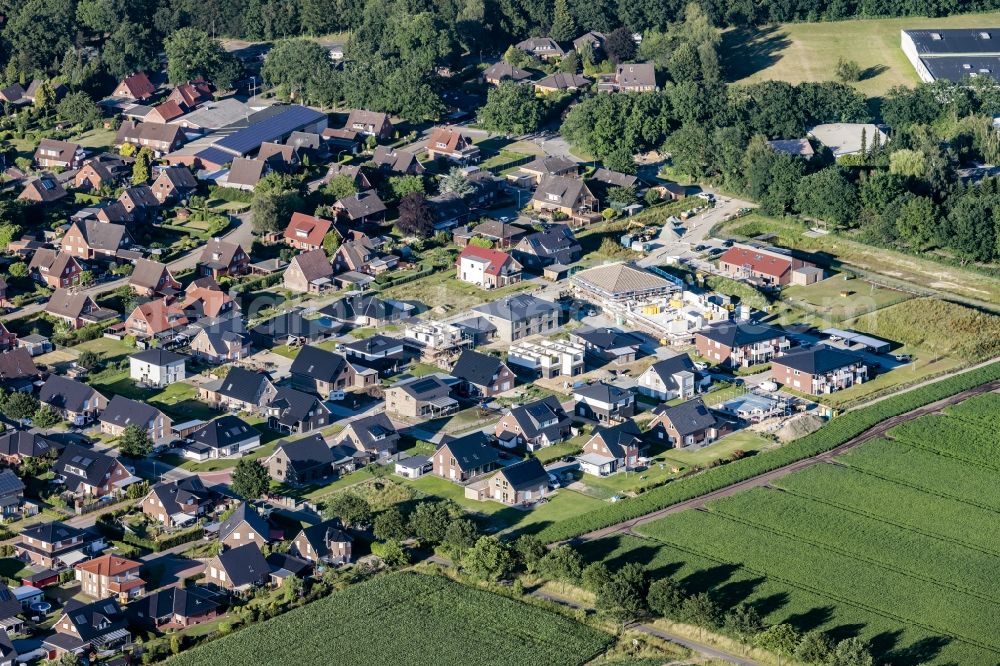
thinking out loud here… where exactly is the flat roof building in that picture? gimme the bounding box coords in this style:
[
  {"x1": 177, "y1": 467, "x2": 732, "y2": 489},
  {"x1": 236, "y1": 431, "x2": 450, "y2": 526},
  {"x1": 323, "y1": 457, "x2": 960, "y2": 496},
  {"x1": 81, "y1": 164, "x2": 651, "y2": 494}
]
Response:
[{"x1": 902, "y1": 28, "x2": 1000, "y2": 83}]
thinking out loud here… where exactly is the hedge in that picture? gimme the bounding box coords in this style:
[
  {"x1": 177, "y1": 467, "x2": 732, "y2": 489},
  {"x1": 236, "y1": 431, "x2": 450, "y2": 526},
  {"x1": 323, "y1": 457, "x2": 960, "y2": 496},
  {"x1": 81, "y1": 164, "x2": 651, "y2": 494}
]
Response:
[
  {"x1": 209, "y1": 185, "x2": 253, "y2": 203},
  {"x1": 534, "y1": 361, "x2": 1000, "y2": 543}
]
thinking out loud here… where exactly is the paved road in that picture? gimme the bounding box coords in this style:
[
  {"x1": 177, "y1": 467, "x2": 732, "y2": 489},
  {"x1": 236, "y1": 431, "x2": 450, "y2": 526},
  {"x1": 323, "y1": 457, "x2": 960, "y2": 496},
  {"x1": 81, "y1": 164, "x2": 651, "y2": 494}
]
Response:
[
  {"x1": 572, "y1": 379, "x2": 1000, "y2": 543},
  {"x1": 638, "y1": 194, "x2": 754, "y2": 269},
  {"x1": 4, "y1": 212, "x2": 254, "y2": 321}
]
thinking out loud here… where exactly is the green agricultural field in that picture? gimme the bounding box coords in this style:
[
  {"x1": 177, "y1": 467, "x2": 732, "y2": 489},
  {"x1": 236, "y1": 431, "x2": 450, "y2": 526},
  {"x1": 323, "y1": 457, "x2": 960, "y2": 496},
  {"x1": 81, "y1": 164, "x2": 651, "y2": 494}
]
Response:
[
  {"x1": 166, "y1": 572, "x2": 612, "y2": 666},
  {"x1": 591, "y1": 395, "x2": 1000, "y2": 665},
  {"x1": 780, "y1": 276, "x2": 912, "y2": 322},
  {"x1": 722, "y1": 12, "x2": 1000, "y2": 97}
]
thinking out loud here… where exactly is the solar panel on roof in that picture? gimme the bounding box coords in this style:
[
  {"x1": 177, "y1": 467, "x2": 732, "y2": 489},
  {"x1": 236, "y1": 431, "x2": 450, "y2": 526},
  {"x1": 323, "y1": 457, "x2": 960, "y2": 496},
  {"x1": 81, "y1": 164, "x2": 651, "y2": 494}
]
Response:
[{"x1": 214, "y1": 106, "x2": 326, "y2": 155}]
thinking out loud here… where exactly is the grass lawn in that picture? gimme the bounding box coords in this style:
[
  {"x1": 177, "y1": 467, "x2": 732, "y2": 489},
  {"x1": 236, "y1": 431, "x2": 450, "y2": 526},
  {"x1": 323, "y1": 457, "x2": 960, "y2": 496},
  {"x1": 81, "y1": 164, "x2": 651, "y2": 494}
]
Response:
[
  {"x1": 74, "y1": 337, "x2": 136, "y2": 363},
  {"x1": 85, "y1": 370, "x2": 218, "y2": 422},
  {"x1": 270, "y1": 345, "x2": 301, "y2": 360},
  {"x1": 781, "y1": 276, "x2": 912, "y2": 322},
  {"x1": 400, "y1": 474, "x2": 507, "y2": 515},
  {"x1": 721, "y1": 12, "x2": 1000, "y2": 98},
  {"x1": 73, "y1": 127, "x2": 118, "y2": 152},
  {"x1": 380, "y1": 270, "x2": 535, "y2": 319},
  {"x1": 533, "y1": 436, "x2": 586, "y2": 464},
  {"x1": 302, "y1": 467, "x2": 378, "y2": 501},
  {"x1": 480, "y1": 150, "x2": 533, "y2": 169},
  {"x1": 495, "y1": 489, "x2": 606, "y2": 536},
  {"x1": 660, "y1": 430, "x2": 774, "y2": 468}
]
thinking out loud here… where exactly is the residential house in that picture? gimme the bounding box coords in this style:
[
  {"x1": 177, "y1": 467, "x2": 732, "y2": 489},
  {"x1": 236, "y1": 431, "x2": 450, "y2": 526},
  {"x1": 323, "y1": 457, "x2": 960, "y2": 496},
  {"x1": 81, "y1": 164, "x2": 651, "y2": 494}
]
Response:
[
  {"x1": 598, "y1": 63, "x2": 657, "y2": 92},
  {"x1": 186, "y1": 416, "x2": 261, "y2": 459},
  {"x1": 124, "y1": 299, "x2": 189, "y2": 338},
  {"x1": 283, "y1": 212, "x2": 332, "y2": 251},
  {"x1": 512, "y1": 156, "x2": 578, "y2": 186},
  {"x1": 75, "y1": 555, "x2": 145, "y2": 603},
  {"x1": 73, "y1": 161, "x2": 116, "y2": 191},
  {"x1": 224, "y1": 157, "x2": 267, "y2": 191},
  {"x1": 190, "y1": 326, "x2": 250, "y2": 363},
  {"x1": 332, "y1": 236, "x2": 397, "y2": 275},
  {"x1": 533, "y1": 72, "x2": 591, "y2": 93},
  {"x1": 495, "y1": 396, "x2": 572, "y2": 451},
  {"x1": 454, "y1": 219, "x2": 529, "y2": 249},
  {"x1": 219, "y1": 503, "x2": 272, "y2": 549},
  {"x1": 394, "y1": 455, "x2": 431, "y2": 479},
  {"x1": 0, "y1": 84, "x2": 24, "y2": 104},
  {"x1": 767, "y1": 138, "x2": 815, "y2": 159},
  {"x1": 16, "y1": 521, "x2": 104, "y2": 569},
  {"x1": 0, "y1": 584, "x2": 23, "y2": 637},
  {"x1": 322, "y1": 129, "x2": 362, "y2": 156},
  {"x1": 34, "y1": 139, "x2": 83, "y2": 169},
  {"x1": 428, "y1": 192, "x2": 472, "y2": 230},
  {"x1": 54, "y1": 444, "x2": 138, "y2": 498},
  {"x1": 572, "y1": 261, "x2": 677, "y2": 303},
  {"x1": 112, "y1": 72, "x2": 155, "y2": 100},
  {"x1": 0, "y1": 431, "x2": 62, "y2": 465},
  {"x1": 472, "y1": 294, "x2": 560, "y2": 343},
  {"x1": 127, "y1": 585, "x2": 220, "y2": 632},
  {"x1": 507, "y1": 339, "x2": 585, "y2": 379},
  {"x1": 166, "y1": 80, "x2": 213, "y2": 109},
  {"x1": 433, "y1": 432, "x2": 500, "y2": 482},
  {"x1": 99, "y1": 395, "x2": 171, "y2": 441},
  {"x1": 573, "y1": 31, "x2": 605, "y2": 54},
  {"x1": 249, "y1": 310, "x2": 340, "y2": 348},
  {"x1": 0, "y1": 471, "x2": 26, "y2": 519},
  {"x1": 577, "y1": 420, "x2": 645, "y2": 476},
  {"x1": 118, "y1": 185, "x2": 160, "y2": 219},
  {"x1": 637, "y1": 354, "x2": 698, "y2": 401},
  {"x1": 45, "y1": 290, "x2": 110, "y2": 330},
  {"x1": 290, "y1": 519, "x2": 352, "y2": 564},
  {"x1": 145, "y1": 100, "x2": 185, "y2": 124},
  {"x1": 371, "y1": 147, "x2": 425, "y2": 175},
  {"x1": 717, "y1": 244, "x2": 816, "y2": 287},
  {"x1": 257, "y1": 142, "x2": 299, "y2": 171},
  {"x1": 514, "y1": 37, "x2": 565, "y2": 60},
  {"x1": 334, "y1": 190, "x2": 387, "y2": 225},
  {"x1": 39, "y1": 375, "x2": 107, "y2": 425},
  {"x1": 0, "y1": 348, "x2": 37, "y2": 392},
  {"x1": 344, "y1": 110, "x2": 393, "y2": 139},
  {"x1": 771, "y1": 347, "x2": 868, "y2": 395},
  {"x1": 198, "y1": 238, "x2": 250, "y2": 279},
  {"x1": 179, "y1": 279, "x2": 240, "y2": 321},
  {"x1": 484, "y1": 458, "x2": 549, "y2": 505},
  {"x1": 426, "y1": 127, "x2": 480, "y2": 164},
  {"x1": 18, "y1": 175, "x2": 68, "y2": 204},
  {"x1": 28, "y1": 249, "x2": 82, "y2": 289},
  {"x1": 320, "y1": 293, "x2": 415, "y2": 327},
  {"x1": 115, "y1": 121, "x2": 186, "y2": 156},
  {"x1": 265, "y1": 387, "x2": 331, "y2": 435},
  {"x1": 340, "y1": 335, "x2": 404, "y2": 376},
  {"x1": 511, "y1": 224, "x2": 582, "y2": 270},
  {"x1": 385, "y1": 375, "x2": 458, "y2": 418},
  {"x1": 695, "y1": 321, "x2": 789, "y2": 368},
  {"x1": 337, "y1": 413, "x2": 399, "y2": 460},
  {"x1": 404, "y1": 321, "x2": 471, "y2": 362},
  {"x1": 451, "y1": 349, "x2": 516, "y2": 398},
  {"x1": 205, "y1": 542, "x2": 270, "y2": 591},
  {"x1": 61, "y1": 219, "x2": 131, "y2": 260},
  {"x1": 128, "y1": 258, "x2": 181, "y2": 297},
  {"x1": 141, "y1": 478, "x2": 218, "y2": 528},
  {"x1": 151, "y1": 166, "x2": 197, "y2": 204},
  {"x1": 648, "y1": 397, "x2": 728, "y2": 447},
  {"x1": 588, "y1": 167, "x2": 640, "y2": 196},
  {"x1": 456, "y1": 245, "x2": 522, "y2": 289},
  {"x1": 482, "y1": 61, "x2": 533, "y2": 85},
  {"x1": 573, "y1": 381, "x2": 635, "y2": 423},
  {"x1": 129, "y1": 348, "x2": 187, "y2": 388},
  {"x1": 199, "y1": 366, "x2": 277, "y2": 414},
  {"x1": 265, "y1": 433, "x2": 334, "y2": 484},
  {"x1": 571, "y1": 326, "x2": 643, "y2": 365},
  {"x1": 322, "y1": 163, "x2": 371, "y2": 189},
  {"x1": 43, "y1": 598, "x2": 130, "y2": 659},
  {"x1": 284, "y1": 249, "x2": 334, "y2": 294},
  {"x1": 289, "y1": 346, "x2": 357, "y2": 398},
  {"x1": 531, "y1": 175, "x2": 598, "y2": 223}
]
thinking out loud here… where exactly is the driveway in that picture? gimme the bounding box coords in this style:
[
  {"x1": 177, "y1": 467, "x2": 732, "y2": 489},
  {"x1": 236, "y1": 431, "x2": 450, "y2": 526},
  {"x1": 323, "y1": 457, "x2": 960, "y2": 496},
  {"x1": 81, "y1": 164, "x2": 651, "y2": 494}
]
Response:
[{"x1": 638, "y1": 195, "x2": 754, "y2": 268}]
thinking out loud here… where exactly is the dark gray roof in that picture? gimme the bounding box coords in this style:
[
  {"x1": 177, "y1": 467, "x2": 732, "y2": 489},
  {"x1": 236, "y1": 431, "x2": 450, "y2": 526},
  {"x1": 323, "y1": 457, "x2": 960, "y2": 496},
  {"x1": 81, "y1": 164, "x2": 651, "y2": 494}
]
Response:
[
  {"x1": 647, "y1": 354, "x2": 696, "y2": 390},
  {"x1": 483, "y1": 61, "x2": 533, "y2": 82},
  {"x1": 59, "y1": 598, "x2": 128, "y2": 643},
  {"x1": 393, "y1": 375, "x2": 449, "y2": 399},
  {"x1": 297, "y1": 518, "x2": 351, "y2": 559},
  {"x1": 0, "y1": 470, "x2": 24, "y2": 498},
  {"x1": 775, "y1": 347, "x2": 864, "y2": 374},
  {"x1": 219, "y1": 502, "x2": 270, "y2": 540},
  {"x1": 654, "y1": 398, "x2": 719, "y2": 437},
  {"x1": 572, "y1": 326, "x2": 642, "y2": 350},
  {"x1": 39, "y1": 375, "x2": 102, "y2": 413},
  {"x1": 274, "y1": 433, "x2": 333, "y2": 474},
  {"x1": 216, "y1": 542, "x2": 270, "y2": 587},
  {"x1": 72, "y1": 219, "x2": 129, "y2": 251},
  {"x1": 451, "y1": 349, "x2": 506, "y2": 388},
  {"x1": 128, "y1": 585, "x2": 219, "y2": 623},
  {"x1": 904, "y1": 28, "x2": 1000, "y2": 55},
  {"x1": 590, "y1": 168, "x2": 638, "y2": 188},
  {"x1": 591, "y1": 419, "x2": 643, "y2": 457},
  {"x1": 337, "y1": 190, "x2": 387, "y2": 220},
  {"x1": 320, "y1": 294, "x2": 412, "y2": 323},
  {"x1": 498, "y1": 457, "x2": 548, "y2": 489},
  {"x1": 214, "y1": 105, "x2": 326, "y2": 155},
  {"x1": 344, "y1": 413, "x2": 397, "y2": 453},
  {"x1": 289, "y1": 345, "x2": 347, "y2": 383},
  {"x1": 438, "y1": 431, "x2": 499, "y2": 472},
  {"x1": 340, "y1": 334, "x2": 403, "y2": 357},
  {"x1": 0, "y1": 431, "x2": 62, "y2": 459},
  {"x1": 189, "y1": 415, "x2": 259, "y2": 451},
  {"x1": 574, "y1": 381, "x2": 632, "y2": 403},
  {"x1": 54, "y1": 444, "x2": 119, "y2": 491},
  {"x1": 503, "y1": 396, "x2": 570, "y2": 440},
  {"x1": 473, "y1": 294, "x2": 559, "y2": 321},
  {"x1": 532, "y1": 175, "x2": 591, "y2": 207},
  {"x1": 267, "y1": 387, "x2": 329, "y2": 428},
  {"x1": 148, "y1": 477, "x2": 216, "y2": 517},
  {"x1": 698, "y1": 321, "x2": 785, "y2": 348},
  {"x1": 22, "y1": 520, "x2": 84, "y2": 544},
  {"x1": 130, "y1": 348, "x2": 187, "y2": 366},
  {"x1": 100, "y1": 395, "x2": 166, "y2": 430},
  {"x1": 216, "y1": 366, "x2": 273, "y2": 404}
]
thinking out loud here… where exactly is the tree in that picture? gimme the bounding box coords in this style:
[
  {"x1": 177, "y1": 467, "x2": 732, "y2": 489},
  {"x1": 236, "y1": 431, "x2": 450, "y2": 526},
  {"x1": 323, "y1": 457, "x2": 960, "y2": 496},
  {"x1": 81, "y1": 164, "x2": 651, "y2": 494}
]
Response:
[
  {"x1": 503, "y1": 46, "x2": 534, "y2": 69},
  {"x1": 723, "y1": 603, "x2": 763, "y2": 642},
  {"x1": 103, "y1": 24, "x2": 161, "y2": 80},
  {"x1": 33, "y1": 82, "x2": 54, "y2": 113},
  {"x1": 606, "y1": 186, "x2": 637, "y2": 206},
  {"x1": 408, "y1": 501, "x2": 453, "y2": 544},
  {"x1": 604, "y1": 27, "x2": 636, "y2": 64},
  {"x1": 514, "y1": 535, "x2": 546, "y2": 572},
  {"x1": 58, "y1": 651, "x2": 82, "y2": 666},
  {"x1": 119, "y1": 424, "x2": 152, "y2": 458},
  {"x1": 596, "y1": 563, "x2": 647, "y2": 626},
  {"x1": 4, "y1": 0, "x2": 78, "y2": 74},
  {"x1": 323, "y1": 174, "x2": 358, "y2": 202},
  {"x1": 373, "y1": 507, "x2": 409, "y2": 541},
  {"x1": 3, "y1": 392, "x2": 38, "y2": 422},
  {"x1": 665, "y1": 124, "x2": 711, "y2": 181},
  {"x1": 828, "y1": 638, "x2": 874, "y2": 666},
  {"x1": 261, "y1": 39, "x2": 335, "y2": 103},
  {"x1": 78, "y1": 271, "x2": 95, "y2": 286},
  {"x1": 794, "y1": 168, "x2": 859, "y2": 229},
  {"x1": 396, "y1": 193, "x2": 434, "y2": 238},
  {"x1": 389, "y1": 175, "x2": 425, "y2": 200},
  {"x1": 679, "y1": 592, "x2": 721, "y2": 634},
  {"x1": 894, "y1": 195, "x2": 937, "y2": 249},
  {"x1": 7, "y1": 262, "x2": 27, "y2": 279},
  {"x1": 164, "y1": 27, "x2": 242, "y2": 88},
  {"x1": 835, "y1": 58, "x2": 862, "y2": 82},
  {"x1": 76, "y1": 350, "x2": 100, "y2": 370},
  {"x1": 538, "y1": 545, "x2": 583, "y2": 583},
  {"x1": 889, "y1": 148, "x2": 927, "y2": 178},
  {"x1": 463, "y1": 535, "x2": 515, "y2": 581},
  {"x1": 323, "y1": 492, "x2": 372, "y2": 527},
  {"x1": 57, "y1": 92, "x2": 101, "y2": 127},
  {"x1": 647, "y1": 577, "x2": 686, "y2": 618},
  {"x1": 794, "y1": 630, "x2": 832, "y2": 665},
  {"x1": 477, "y1": 81, "x2": 543, "y2": 135},
  {"x1": 252, "y1": 174, "x2": 304, "y2": 234},
  {"x1": 439, "y1": 167, "x2": 474, "y2": 197},
  {"x1": 754, "y1": 624, "x2": 801, "y2": 665},
  {"x1": 31, "y1": 406, "x2": 60, "y2": 429},
  {"x1": 322, "y1": 230, "x2": 341, "y2": 254},
  {"x1": 442, "y1": 518, "x2": 478, "y2": 553},
  {"x1": 550, "y1": 0, "x2": 577, "y2": 42},
  {"x1": 132, "y1": 147, "x2": 153, "y2": 185},
  {"x1": 371, "y1": 540, "x2": 409, "y2": 567},
  {"x1": 230, "y1": 459, "x2": 270, "y2": 499}
]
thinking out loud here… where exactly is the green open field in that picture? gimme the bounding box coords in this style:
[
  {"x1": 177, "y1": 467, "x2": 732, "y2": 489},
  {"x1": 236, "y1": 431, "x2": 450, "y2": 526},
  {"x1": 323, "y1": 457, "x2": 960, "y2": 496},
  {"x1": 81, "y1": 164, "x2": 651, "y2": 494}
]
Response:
[
  {"x1": 722, "y1": 12, "x2": 1000, "y2": 98},
  {"x1": 165, "y1": 572, "x2": 612, "y2": 666},
  {"x1": 780, "y1": 276, "x2": 912, "y2": 322},
  {"x1": 581, "y1": 390, "x2": 1000, "y2": 664},
  {"x1": 380, "y1": 268, "x2": 535, "y2": 319}
]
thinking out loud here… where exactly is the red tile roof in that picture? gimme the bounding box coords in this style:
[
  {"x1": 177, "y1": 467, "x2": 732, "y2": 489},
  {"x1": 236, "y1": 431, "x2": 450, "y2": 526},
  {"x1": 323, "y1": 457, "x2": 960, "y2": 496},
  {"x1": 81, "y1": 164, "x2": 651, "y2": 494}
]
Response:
[
  {"x1": 718, "y1": 247, "x2": 796, "y2": 279},
  {"x1": 457, "y1": 245, "x2": 516, "y2": 277},
  {"x1": 284, "y1": 212, "x2": 332, "y2": 248}
]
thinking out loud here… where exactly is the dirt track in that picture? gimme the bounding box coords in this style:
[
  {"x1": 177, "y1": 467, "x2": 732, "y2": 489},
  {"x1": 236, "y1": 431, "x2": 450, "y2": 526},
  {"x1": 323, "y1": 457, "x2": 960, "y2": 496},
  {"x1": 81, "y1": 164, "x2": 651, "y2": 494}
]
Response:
[{"x1": 573, "y1": 380, "x2": 1000, "y2": 543}]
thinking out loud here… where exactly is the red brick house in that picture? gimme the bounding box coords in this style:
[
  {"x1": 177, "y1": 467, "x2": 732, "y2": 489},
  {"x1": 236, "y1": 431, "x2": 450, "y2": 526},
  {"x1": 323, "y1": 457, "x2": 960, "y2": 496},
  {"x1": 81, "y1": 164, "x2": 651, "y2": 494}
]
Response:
[
  {"x1": 717, "y1": 245, "x2": 814, "y2": 287},
  {"x1": 283, "y1": 212, "x2": 332, "y2": 251},
  {"x1": 198, "y1": 239, "x2": 249, "y2": 279},
  {"x1": 694, "y1": 322, "x2": 789, "y2": 369},
  {"x1": 648, "y1": 398, "x2": 729, "y2": 448},
  {"x1": 433, "y1": 432, "x2": 500, "y2": 482},
  {"x1": 771, "y1": 347, "x2": 868, "y2": 395},
  {"x1": 28, "y1": 249, "x2": 82, "y2": 289},
  {"x1": 426, "y1": 127, "x2": 480, "y2": 164},
  {"x1": 451, "y1": 349, "x2": 516, "y2": 398},
  {"x1": 112, "y1": 72, "x2": 156, "y2": 101}
]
